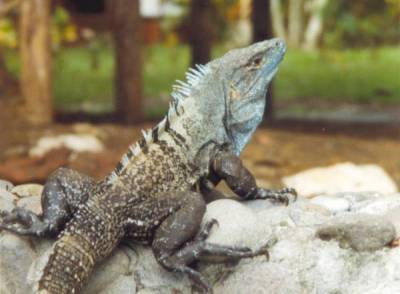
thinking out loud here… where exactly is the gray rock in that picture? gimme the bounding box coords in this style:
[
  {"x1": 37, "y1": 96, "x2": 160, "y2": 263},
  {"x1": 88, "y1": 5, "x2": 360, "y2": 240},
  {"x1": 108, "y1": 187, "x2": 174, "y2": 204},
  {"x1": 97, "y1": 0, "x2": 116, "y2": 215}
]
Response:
[
  {"x1": 11, "y1": 184, "x2": 43, "y2": 198},
  {"x1": 0, "y1": 233, "x2": 37, "y2": 294},
  {"x1": 283, "y1": 162, "x2": 398, "y2": 197},
  {"x1": 98, "y1": 275, "x2": 136, "y2": 294},
  {"x1": 202, "y1": 199, "x2": 271, "y2": 250},
  {"x1": 3, "y1": 190, "x2": 400, "y2": 293},
  {"x1": 310, "y1": 195, "x2": 351, "y2": 213},
  {"x1": 0, "y1": 198, "x2": 14, "y2": 214},
  {"x1": 0, "y1": 180, "x2": 14, "y2": 192},
  {"x1": 339, "y1": 191, "x2": 383, "y2": 204},
  {"x1": 316, "y1": 214, "x2": 396, "y2": 251},
  {"x1": 383, "y1": 207, "x2": 400, "y2": 238},
  {"x1": 351, "y1": 194, "x2": 400, "y2": 215},
  {"x1": 0, "y1": 189, "x2": 17, "y2": 203},
  {"x1": 214, "y1": 260, "x2": 299, "y2": 294},
  {"x1": 86, "y1": 248, "x2": 134, "y2": 294},
  {"x1": 29, "y1": 134, "x2": 104, "y2": 157},
  {"x1": 132, "y1": 245, "x2": 190, "y2": 292},
  {"x1": 137, "y1": 286, "x2": 189, "y2": 294},
  {"x1": 0, "y1": 189, "x2": 17, "y2": 213},
  {"x1": 288, "y1": 199, "x2": 331, "y2": 226},
  {"x1": 17, "y1": 196, "x2": 42, "y2": 215}
]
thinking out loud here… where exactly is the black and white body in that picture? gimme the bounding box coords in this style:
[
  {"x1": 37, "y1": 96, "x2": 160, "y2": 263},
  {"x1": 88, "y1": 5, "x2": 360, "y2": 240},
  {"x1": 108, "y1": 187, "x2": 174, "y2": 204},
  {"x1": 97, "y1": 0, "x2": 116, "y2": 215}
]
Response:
[{"x1": 0, "y1": 38, "x2": 296, "y2": 294}]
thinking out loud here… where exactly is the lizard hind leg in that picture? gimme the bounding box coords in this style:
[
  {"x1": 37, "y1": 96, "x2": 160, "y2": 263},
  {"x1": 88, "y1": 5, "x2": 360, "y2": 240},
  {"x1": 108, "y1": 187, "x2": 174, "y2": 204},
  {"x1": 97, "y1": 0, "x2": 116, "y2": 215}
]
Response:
[
  {"x1": 151, "y1": 191, "x2": 268, "y2": 294},
  {"x1": 0, "y1": 167, "x2": 95, "y2": 237}
]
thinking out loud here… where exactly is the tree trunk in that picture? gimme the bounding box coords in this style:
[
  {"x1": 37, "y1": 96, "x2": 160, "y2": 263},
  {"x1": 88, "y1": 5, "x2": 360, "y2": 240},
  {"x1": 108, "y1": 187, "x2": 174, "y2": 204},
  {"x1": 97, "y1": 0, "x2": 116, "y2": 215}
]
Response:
[
  {"x1": 288, "y1": 0, "x2": 303, "y2": 48},
  {"x1": 189, "y1": 0, "x2": 213, "y2": 66},
  {"x1": 19, "y1": 0, "x2": 53, "y2": 125},
  {"x1": 270, "y1": 0, "x2": 287, "y2": 40},
  {"x1": 303, "y1": 0, "x2": 328, "y2": 51},
  {"x1": 111, "y1": 0, "x2": 143, "y2": 124},
  {"x1": 251, "y1": 0, "x2": 274, "y2": 121},
  {"x1": 230, "y1": 0, "x2": 252, "y2": 46}
]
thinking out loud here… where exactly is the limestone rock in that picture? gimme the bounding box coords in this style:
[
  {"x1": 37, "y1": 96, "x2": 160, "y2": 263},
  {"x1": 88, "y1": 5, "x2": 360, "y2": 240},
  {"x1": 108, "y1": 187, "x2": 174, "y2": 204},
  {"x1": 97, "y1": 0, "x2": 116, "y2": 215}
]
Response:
[
  {"x1": 29, "y1": 134, "x2": 104, "y2": 157},
  {"x1": 0, "y1": 188, "x2": 16, "y2": 213},
  {"x1": 0, "y1": 233, "x2": 37, "y2": 294},
  {"x1": 17, "y1": 196, "x2": 42, "y2": 215},
  {"x1": 383, "y1": 207, "x2": 400, "y2": 238},
  {"x1": 0, "y1": 179, "x2": 14, "y2": 192},
  {"x1": 202, "y1": 199, "x2": 271, "y2": 250},
  {"x1": 310, "y1": 195, "x2": 351, "y2": 213},
  {"x1": 2, "y1": 188, "x2": 400, "y2": 293},
  {"x1": 98, "y1": 275, "x2": 136, "y2": 294},
  {"x1": 11, "y1": 184, "x2": 43, "y2": 198},
  {"x1": 283, "y1": 162, "x2": 398, "y2": 197},
  {"x1": 132, "y1": 245, "x2": 190, "y2": 292},
  {"x1": 86, "y1": 248, "x2": 134, "y2": 294},
  {"x1": 316, "y1": 214, "x2": 396, "y2": 251}
]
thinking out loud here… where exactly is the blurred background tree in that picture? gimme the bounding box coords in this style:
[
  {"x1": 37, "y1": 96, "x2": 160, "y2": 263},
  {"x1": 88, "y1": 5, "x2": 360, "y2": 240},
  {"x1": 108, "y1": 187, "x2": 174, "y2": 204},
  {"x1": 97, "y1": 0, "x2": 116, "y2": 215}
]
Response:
[
  {"x1": 111, "y1": 0, "x2": 143, "y2": 123},
  {"x1": 323, "y1": 0, "x2": 400, "y2": 48},
  {"x1": 0, "y1": 0, "x2": 399, "y2": 124},
  {"x1": 19, "y1": 0, "x2": 52, "y2": 125}
]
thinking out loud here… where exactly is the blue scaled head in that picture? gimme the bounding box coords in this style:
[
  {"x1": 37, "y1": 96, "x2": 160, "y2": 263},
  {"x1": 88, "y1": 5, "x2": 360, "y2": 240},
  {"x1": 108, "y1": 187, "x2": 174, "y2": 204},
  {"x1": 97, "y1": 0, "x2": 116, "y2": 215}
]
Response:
[{"x1": 213, "y1": 38, "x2": 286, "y2": 154}]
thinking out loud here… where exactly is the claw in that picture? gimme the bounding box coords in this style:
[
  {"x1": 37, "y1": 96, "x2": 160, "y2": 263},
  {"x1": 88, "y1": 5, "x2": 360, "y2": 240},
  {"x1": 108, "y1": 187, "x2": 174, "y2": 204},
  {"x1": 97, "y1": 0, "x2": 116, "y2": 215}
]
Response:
[
  {"x1": 281, "y1": 187, "x2": 298, "y2": 202},
  {"x1": 0, "y1": 221, "x2": 49, "y2": 236},
  {"x1": 0, "y1": 207, "x2": 49, "y2": 236},
  {"x1": 254, "y1": 187, "x2": 297, "y2": 205},
  {"x1": 181, "y1": 266, "x2": 213, "y2": 294},
  {"x1": 252, "y1": 244, "x2": 270, "y2": 261},
  {"x1": 196, "y1": 219, "x2": 219, "y2": 241}
]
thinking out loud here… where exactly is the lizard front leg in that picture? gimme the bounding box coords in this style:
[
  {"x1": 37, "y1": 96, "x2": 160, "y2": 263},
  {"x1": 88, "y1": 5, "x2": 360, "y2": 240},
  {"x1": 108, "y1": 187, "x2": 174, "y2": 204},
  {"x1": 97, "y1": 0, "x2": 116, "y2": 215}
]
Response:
[
  {"x1": 150, "y1": 191, "x2": 269, "y2": 293},
  {"x1": 0, "y1": 167, "x2": 95, "y2": 236},
  {"x1": 212, "y1": 150, "x2": 297, "y2": 204}
]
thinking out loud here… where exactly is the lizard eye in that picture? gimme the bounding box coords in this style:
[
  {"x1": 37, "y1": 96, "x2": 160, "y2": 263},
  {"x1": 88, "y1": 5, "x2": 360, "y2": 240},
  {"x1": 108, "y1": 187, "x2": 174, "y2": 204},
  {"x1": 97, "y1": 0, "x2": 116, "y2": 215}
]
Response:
[
  {"x1": 253, "y1": 57, "x2": 263, "y2": 67},
  {"x1": 247, "y1": 56, "x2": 263, "y2": 69}
]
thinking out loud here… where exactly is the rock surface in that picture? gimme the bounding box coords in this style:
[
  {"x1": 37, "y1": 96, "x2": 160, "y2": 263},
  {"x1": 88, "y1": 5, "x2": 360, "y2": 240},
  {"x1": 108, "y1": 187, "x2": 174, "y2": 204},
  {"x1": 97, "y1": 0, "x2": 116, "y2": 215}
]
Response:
[
  {"x1": 11, "y1": 184, "x2": 44, "y2": 198},
  {"x1": 283, "y1": 162, "x2": 398, "y2": 197},
  {"x1": 1, "y1": 182, "x2": 400, "y2": 293},
  {"x1": 316, "y1": 214, "x2": 395, "y2": 251},
  {"x1": 0, "y1": 180, "x2": 14, "y2": 191},
  {"x1": 29, "y1": 134, "x2": 104, "y2": 157}
]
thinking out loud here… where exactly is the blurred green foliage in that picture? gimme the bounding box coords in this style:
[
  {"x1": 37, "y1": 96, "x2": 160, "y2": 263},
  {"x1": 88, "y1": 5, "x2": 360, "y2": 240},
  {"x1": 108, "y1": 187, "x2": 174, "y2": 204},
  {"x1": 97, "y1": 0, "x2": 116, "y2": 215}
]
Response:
[
  {"x1": 323, "y1": 0, "x2": 400, "y2": 48},
  {"x1": 276, "y1": 47, "x2": 400, "y2": 103},
  {"x1": 4, "y1": 44, "x2": 400, "y2": 115},
  {"x1": 0, "y1": 18, "x2": 17, "y2": 48},
  {"x1": 0, "y1": 6, "x2": 77, "y2": 50},
  {"x1": 1, "y1": 2, "x2": 399, "y2": 116}
]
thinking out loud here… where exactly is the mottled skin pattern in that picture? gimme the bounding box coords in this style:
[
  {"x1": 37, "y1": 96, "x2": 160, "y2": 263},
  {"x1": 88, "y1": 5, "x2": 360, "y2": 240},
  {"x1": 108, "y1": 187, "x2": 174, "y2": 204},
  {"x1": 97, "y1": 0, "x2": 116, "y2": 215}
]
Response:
[{"x1": 0, "y1": 38, "x2": 296, "y2": 293}]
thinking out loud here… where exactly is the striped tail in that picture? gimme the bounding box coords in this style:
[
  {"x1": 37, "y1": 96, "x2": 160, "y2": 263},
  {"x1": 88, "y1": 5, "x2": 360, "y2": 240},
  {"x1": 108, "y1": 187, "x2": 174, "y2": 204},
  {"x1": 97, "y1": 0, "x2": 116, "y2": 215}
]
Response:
[{"x1": 30, "y1": 235, "x2": 96, "y2": 294}]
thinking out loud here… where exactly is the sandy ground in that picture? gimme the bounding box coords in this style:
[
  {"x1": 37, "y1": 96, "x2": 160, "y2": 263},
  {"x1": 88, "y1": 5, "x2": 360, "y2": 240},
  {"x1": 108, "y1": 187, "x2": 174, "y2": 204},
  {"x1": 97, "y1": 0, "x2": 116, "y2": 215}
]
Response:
[{"x1": 0, "y1": 117, "x2": 399, "y2": 189}]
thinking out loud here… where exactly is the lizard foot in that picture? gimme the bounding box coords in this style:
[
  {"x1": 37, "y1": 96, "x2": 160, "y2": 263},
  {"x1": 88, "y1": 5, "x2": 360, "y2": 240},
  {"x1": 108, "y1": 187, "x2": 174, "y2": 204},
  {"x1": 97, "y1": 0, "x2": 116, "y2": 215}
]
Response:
[
  {"x1": 160, "y1": 237, "x2": 269, "y2": 293},
  {"x1": 253, "y1": 187, "x2": 297, "y2": 205},
  {"x1": 0, "y1": 207, "x2": 49, "y2": 236},
  {"x1": 195, "y1": 219, "x2": 219, "y2": 242}
]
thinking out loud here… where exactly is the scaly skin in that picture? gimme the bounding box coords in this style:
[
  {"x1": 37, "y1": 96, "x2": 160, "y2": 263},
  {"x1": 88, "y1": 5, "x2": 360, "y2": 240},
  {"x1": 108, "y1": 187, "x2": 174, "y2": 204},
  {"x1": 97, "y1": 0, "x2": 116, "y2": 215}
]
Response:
[{"x1": 1, "y1": 38, "x2": 296, "y2": 293}]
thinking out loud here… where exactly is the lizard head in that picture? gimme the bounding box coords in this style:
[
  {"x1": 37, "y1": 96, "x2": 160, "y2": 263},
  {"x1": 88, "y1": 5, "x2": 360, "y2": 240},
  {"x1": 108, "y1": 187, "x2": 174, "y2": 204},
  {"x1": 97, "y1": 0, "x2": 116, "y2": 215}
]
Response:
[
  {"x1": 210, "y1": 38, "x2": 286, "y2": 154},
  {"x1": 167, "y1": 39, "x2": 286, "y2": 162}
]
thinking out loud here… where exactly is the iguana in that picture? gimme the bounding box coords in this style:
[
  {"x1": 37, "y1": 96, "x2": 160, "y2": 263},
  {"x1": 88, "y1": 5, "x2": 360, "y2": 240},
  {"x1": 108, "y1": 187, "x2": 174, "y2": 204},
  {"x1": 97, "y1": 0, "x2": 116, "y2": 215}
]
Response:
[{"x1": 0, "y1": 38, "x2": 296, "y2": 293}]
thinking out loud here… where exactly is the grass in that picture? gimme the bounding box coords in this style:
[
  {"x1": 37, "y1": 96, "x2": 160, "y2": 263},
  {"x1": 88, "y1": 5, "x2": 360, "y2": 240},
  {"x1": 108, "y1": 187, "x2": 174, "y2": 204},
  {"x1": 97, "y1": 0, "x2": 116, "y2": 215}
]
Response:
[
  {"x1": 3, "y1": 44, "x2": 400, "y2": 115},
  {"x1": 275, "y1": 47, "x2": 400, "y2": 104}
]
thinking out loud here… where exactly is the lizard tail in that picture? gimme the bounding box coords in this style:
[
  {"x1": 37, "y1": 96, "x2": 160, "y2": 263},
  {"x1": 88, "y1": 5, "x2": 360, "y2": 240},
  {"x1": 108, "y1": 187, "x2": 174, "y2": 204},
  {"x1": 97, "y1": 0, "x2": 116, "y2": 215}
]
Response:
[{"x1": 29, "y1": 234, "x2": 96, "y2": 294}]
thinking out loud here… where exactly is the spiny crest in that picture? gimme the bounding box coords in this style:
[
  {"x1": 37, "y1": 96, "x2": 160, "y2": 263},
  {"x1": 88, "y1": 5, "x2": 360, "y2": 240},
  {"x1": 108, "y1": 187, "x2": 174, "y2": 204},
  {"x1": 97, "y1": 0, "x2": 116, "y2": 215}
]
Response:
[
  {"x1": 106, "y1": 64, "x2": 209, "y2": 184},
  {"x1": 106, "y1": 128, "x2": 153, "y2": 184},
  {"x1": 171, "y1": 64, "x2": 209, "y2": 103},
  {"x1": 168, "y1": 63, "x2": 209, "y2": 121}
]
